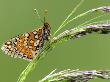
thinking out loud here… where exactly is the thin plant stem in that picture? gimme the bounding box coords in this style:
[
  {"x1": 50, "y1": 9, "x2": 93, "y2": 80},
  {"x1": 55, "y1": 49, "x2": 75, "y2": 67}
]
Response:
[
  {"x1": 17, "y1": 58, "x2": 36, "y2": 82},
  {"x1": 77, "y1": 13, "x2": 109, "y2": 28},
  {"x1": 53, "y1": 0, "x2": 84, "y2": 36},
  {"x1": 61, "y1": 6, "x2": 110, "y2": 29},
  {"x1": 61, "y1": 10, "x2": 93, "y2": 28},
  {"x1": 39, "y1": 69, "x2": 57, "y2": 82}
]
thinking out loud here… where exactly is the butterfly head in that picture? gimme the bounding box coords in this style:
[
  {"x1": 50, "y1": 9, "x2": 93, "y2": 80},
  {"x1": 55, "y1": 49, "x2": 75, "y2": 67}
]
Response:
[
  {"x1": 44, "y1": 22, "x2": 50, "y2": 29},
  {"x1": 43, "y1": 22, "x2": 51, "y2": 40}
]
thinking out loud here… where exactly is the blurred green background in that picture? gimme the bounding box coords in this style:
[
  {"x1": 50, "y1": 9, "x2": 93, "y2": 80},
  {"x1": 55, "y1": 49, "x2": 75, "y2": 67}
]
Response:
[{"x1": 0, "y1": 0, "x2": 110, "y2": 82}]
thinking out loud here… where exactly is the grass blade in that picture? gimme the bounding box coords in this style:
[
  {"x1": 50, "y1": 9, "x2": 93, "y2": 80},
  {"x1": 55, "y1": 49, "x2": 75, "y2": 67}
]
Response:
[{"x1": 53, "y1": 0, "x2": 84, "y2": 36}]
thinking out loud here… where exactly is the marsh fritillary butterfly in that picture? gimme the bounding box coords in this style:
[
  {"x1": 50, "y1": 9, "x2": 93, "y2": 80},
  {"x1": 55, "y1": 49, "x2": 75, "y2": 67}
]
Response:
[{"x1": 1, "y1": 22, "x2": 51, "y2": 61}]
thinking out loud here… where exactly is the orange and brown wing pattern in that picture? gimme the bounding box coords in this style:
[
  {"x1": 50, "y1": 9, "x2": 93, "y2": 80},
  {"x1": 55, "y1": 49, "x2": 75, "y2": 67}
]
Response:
[
  {"x1": 1, "y1": 22, "x2": 51, "y2": 61},
  {"x1": 1, "y1": 27, "x2": 44, "y2": 61}
]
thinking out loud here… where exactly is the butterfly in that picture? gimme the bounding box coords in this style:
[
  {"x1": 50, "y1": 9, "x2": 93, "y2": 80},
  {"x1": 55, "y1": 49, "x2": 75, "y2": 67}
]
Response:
[{"x1": 1, "y1": 21, "x2": 51, "y2": 61}]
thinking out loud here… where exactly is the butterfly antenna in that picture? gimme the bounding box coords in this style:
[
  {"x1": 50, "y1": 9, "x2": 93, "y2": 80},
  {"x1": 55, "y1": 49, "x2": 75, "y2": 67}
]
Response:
[
  {"x1": 44, "y1": 9, "x2": 48, "y2": 23},
  {"x1": 44, "y1": 17, "x2": 46, "y2": 23},
  {"x1": 34, "y1": 9, "x2": 43, "y2": 23}
]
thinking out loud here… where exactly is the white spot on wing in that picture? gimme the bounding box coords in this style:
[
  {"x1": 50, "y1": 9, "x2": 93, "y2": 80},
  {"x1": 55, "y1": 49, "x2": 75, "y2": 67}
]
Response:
[
  {"x1": 8, "y1": 45, "x2": 11, "y2": 49},
  {"x1": 33, "y1": 31, "x2": 37, "y2": 34},
  {"x1": 34, "y1": 40, "x2": 39, "y2": 46},
  {"x1": 35, "y1": 35, "x2": 38, "y2": 39},
  {"x1": 7, "y1": 41, "x2": 11, "y2": 44},
  {"x1": 24, "y1": 33, "x2": 29, "y2": 37}
]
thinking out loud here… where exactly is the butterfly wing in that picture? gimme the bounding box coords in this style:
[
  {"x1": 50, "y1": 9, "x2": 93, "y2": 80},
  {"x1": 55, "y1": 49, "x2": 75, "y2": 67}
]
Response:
[{"x1": 1, "y1": 27, "x2": 45, "y2": 61}]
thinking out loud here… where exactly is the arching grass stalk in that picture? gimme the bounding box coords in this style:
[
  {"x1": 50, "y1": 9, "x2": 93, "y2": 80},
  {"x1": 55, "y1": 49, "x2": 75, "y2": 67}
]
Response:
[
  {"x1": 39, "y1": 69, "x2": 110, "y2": 82},
  {"x1": 39, "y1": 69, "x2": 57, "y2": 82},
  {"x1": 17, "y1": 6, "x2": 110, "y2": 82},
  {"x1": 51, "y1": 20, "x2": 110, "y2": 45},
  {"x1": 53, "y1": 0, "x2": 84, "y2": 36},
  {"x1": 77, "y1": 13, "x2": 109, "y2": 28},
  {"x1": 59, "y1": 6, "x2": 110, "y2": 30}
]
